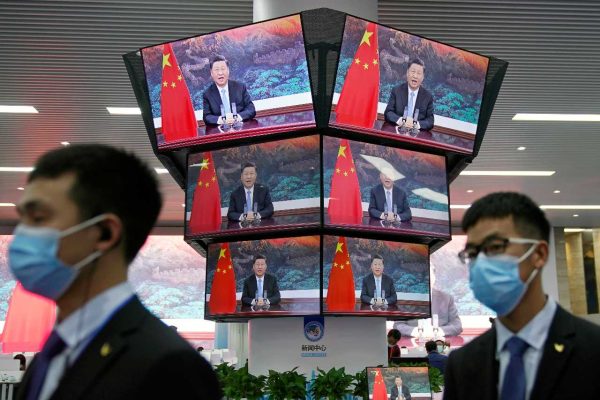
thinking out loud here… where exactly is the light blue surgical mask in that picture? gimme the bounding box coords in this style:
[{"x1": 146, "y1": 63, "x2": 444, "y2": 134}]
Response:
[
  {"x1": 469, "y1": 241, "x2": 539, "y2": 317},
  {"x1": 8, "y1": 214, "x2": 107, "y2": 300},
  {"x1": 437, "y1": 345, "x2": 444, "y2": 353}
]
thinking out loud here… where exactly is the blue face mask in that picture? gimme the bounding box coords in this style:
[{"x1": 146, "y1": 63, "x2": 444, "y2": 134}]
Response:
[
  {"x1": 469, "y1": 242, "x2": 539, "y2": 317},
  {"x1": 8, "y1": 214, "x2": 107, "y2": 300}
]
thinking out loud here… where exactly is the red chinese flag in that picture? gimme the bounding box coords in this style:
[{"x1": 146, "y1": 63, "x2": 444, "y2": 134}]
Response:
[
  {"x1": 1, "y1": 283, "x2": 56, "y2": 353},
  {"x1": 209, "y1": 244, "x2": 237, "y2": 314},
  {"x1": 326, "y1": 237, "x2": 356, "y2": 311},
  {"x1": 328, "y1": 139, "x2": 363, "y2": 224},
  {"x1": 335, "y1": 22, "x2": 380, "y2": 128},
  {"x1": 372, "y1": 369, "x2": 389, "y2": 400},
  {"x1": 160, "y1": 43, "x2": 198, "y2": 141},
  {"x1": 189, "y1": 152, "x2": 222, "y2": 233}
]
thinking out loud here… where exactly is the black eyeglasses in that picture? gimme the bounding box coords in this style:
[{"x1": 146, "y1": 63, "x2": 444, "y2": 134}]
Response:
[{"x1": 458, "y1": 237, "x2": 539, "y2": 264}]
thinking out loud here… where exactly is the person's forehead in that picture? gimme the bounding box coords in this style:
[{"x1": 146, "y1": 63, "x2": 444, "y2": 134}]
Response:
[
  {"x1": 18, "y1": 173, "x2": 77, "y2": 213},
  {"x1": 212, "y1": 61, "x2": 228, "y2": 69},
  {"x1": 242, "y1": 167, "x2": 256, "y2": 174},
  {"x1": 408, "y1": 63, "x2": 424, "y2": 72},
  {"x1": 465, "y1": 216, "x2": 519, "y2": 244}
]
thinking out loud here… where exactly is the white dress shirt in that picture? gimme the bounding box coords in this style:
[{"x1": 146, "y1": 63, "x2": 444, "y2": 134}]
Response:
[
  {"x1": 217, "y1": 83, "x2": 230, "y2": 112},
  {"x1": 495, "y1": 296, "x2": 557, "y2": 400},
  {"x1": 239, "y1": 185, "x2": 255, "y2": 221},
  {"x1": 38, "y1": 282, "x2": 134, "y2": 400}
]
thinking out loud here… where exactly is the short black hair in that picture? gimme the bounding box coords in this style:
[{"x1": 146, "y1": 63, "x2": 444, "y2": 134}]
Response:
[
  {"x1": 387, "y1": 328, "x2": 401, "y2": 341},
  {"x1": 461, "y1": 192, "x2": 550, "y2": 241},
  {"x1": 372, "y1": 254, "x2": 384, "y2": 263},
  {"x1": 253, "y1": 254, "x2": 266, "y2": 264},
  {"x1": 425, "y1": 340, "x2": 437, "y2": 352},
  {"x1": 210, "y1": 55, "x2": 228, "y2": 69},
  {"x1": 29, "y1": 144, "x2": 162, "y2": 263},
  {"x1": 407, "y1": 57, "x2": 425, "y2": 71},
  {"x1": 241, "y1": 162, "x2": 257, "y2": 174}
]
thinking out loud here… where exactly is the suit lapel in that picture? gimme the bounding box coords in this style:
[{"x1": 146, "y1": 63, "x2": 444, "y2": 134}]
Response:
[
  {"x1": 470, "y1": 329, "x2": 499, "y2": 400},
  {"x1": 530, "y1": 306, "x2": 575, "y2": 400},
  {"x1": 49, "y1": 297, "x2": 147, "y2": 400}
]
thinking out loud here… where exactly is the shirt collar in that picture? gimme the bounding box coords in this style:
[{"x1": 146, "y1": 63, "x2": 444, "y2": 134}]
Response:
[
  {"x1": 256, "y1": 275, "x2": 264, "y2": 281},
  {"x1": 408, "y1": 87, "x2": 419, "y2": 97},
  {"x1": 244, "y1": 185, "x2": 254, "y2": 193},
  {"x1": 56, "y1": 281, "x2": 134, "y2": 349},
  {"x1": 495, "y1": 296, "x2": 557, "y2": 356},
  {"x1": 217, "y1": 83, "x2": 229, "y2": 94}
]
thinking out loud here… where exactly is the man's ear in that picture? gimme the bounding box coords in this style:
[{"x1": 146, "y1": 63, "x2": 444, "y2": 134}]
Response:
[
  {"x1": 532, "y1": 240, "x2": 549, "y2": 269},
  {"x1": 96, "y1": 213, "x2": 122, "y2": 251}
]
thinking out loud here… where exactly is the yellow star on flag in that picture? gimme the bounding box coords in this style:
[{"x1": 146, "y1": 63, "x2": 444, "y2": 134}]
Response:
[
  {"x1": 211, "y1": 176, "x2": 216, "y2": 182},
  {"x1": 355, "y1": 58, "x2": 361, "y2": 65},
  {"x1": 336, "y1": 241, "x2": 344, "y2": 253},
  {"x1": 373, "y1": 59, "x2": 378, "y2": 65},
  {"x1": 177, "y1": 74, "x2": 183, "y2": 81},
  {"x1": 344, "y1": 171, "x2": 348, "y2": 176},
  {"x1": 338, "y1": 145, "x2": 347, "y2": 158},
  {"x1": 162, "y1": 81, "x2": 168, "y2": 87},
  {"x1": 360, "y1": 30, "x2": 373, "y2": 46},
  {"x1": 222, "y1": 269, "x2": 227, "y2": 274},
  {"x1": 205, "y1": 182, "x2": 210, "y2": 188},
  {"x1": 162, "y1": 53, "x2": 171, "y2": 69},
  {"x1": 350, "y1": 167, "x2": 355, "y2": 173},
  {"x1": 340, "y1": 265, "x2": 344, "y2": 269},
  {"x1": 197, "y1": 181, "x2": 203, "y2": 187},
  {"x1": 217, "y1": 268, "x2": 221, "y2": 273},
  {"x1": 336, "y1": 168, "x2": 341, "y2": 174},
  {"x1": 345, "y1": 260, "x2": 350, "y2": 265},
  {"x1": 228, "y1": 265, "x2": 232, "y2": 269},
  {"x1": 199, "y1": 158, "x2": 209, "y2": 170},
  {"x1": 171, "y1": 82, "x2": 176, "y2": 88},
  {"x1": 363, "y1": 63, "x2": 369, "y2": 70},
  {"x1": 219, "y1": 248, "x2": 226, "y2": 259}
]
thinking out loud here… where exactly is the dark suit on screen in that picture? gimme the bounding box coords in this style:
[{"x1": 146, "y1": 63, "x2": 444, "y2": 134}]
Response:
[
  {"x1": 360, "y1": 273, "x2": 397, "y2": 305},
  {"x1": 443, "y1": 305, "x2": 600, "y2": 400},
  {"x1": 16, "y1": 296, "x2": 220, "y2": 400},
  {"x1": 368, "y1": 184, "x2": 412, "y2": 221},
  {"x1": 202, "y1": 80, "x2": 256, "y2": 125},
  {"x1": 427, "y1": 351, "x2": 448, "y2": 375},
  {"x1": 241, "y1": 273, "x2": 281, "y2": 306},
  {"x1": 227, "y1": 184, "x2": 274, "y2": 221},
  {"x1": 390, "y1": 384, "x2": 411, "y2": 400},
  {"x1": 384, "y1": 83, "x2": 434, "y2": 130}
]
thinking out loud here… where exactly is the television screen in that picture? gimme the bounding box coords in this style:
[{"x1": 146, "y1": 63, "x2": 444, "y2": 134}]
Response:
[
  {"x1": 185, "y1": 135, "x2": 320, "y2": 239},
  {"x1": 204, "y1": 236, "x2": 320, "y2": 320},
  {"x1": 141, "y1": 14, "x2": 315, "y2": 149},
  {"x1": 323, "y1": 136, "x2": 450, "y2": 239},
  {"x1": 330, "y1": 15, "x2": 489, "y2": 154},
  {"x1": 322, "y1": 235, "x2": 430, "y2": 319},
  {"x1": 366, "y1": 366, "x2": 431, "y2": 400}
]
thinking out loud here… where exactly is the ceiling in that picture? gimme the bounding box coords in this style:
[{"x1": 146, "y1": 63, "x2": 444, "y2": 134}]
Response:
[{"x1": 1, "y1": 0, "x2": 599, "y2": 229}]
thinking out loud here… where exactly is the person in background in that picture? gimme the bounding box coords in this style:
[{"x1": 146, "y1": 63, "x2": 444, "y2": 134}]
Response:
[
  {"x1": 390, "y1": 375, "x2": 412, "y2": 400},
  {"x1": 13, "y1": 354, "x2": 26, "y2": 371},
  {"x1": 387, "y1": 328, "x2": 401, "y2": 362},
  {"x1": 10, "y1": 144, "x2": 220, "y2": 400},
  {"x1": 444, "y1": 192, "x2": 600, "y2": 400},
  {"x1": 425, "y1": 340, "x2": 448, "y2": 374}
]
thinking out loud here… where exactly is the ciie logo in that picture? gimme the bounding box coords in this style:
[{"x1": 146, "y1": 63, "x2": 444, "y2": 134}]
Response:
[{"x1": 304, "y1": 320, "x2": 324, "y2": 342}]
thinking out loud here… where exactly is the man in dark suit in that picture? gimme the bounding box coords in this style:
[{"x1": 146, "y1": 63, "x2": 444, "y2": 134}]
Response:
[
  {"x1": 202, "y1": 55, "x2": 256, "y2": 125},
  {"x1": 360, "y1": 255, "x2": 397, "y2": 305},
  {"x1": 241, "y1": 255, "x2": 281, "y2": 306},
  {"x1": 227, "y1": 162, "x2": 274, "y2": 221},
  {"x1": 444, "y1": 192, "x2": 600, "y2": 400},
  {"x1": 384, "y1": 58, "x2": 434, "y2": 130},
  {"x1": 11, "y1": 144, "x2": 220, "y2": 400},
  {"x1": 390, "y1": 375, "x2": 411, "y2": 400},
  {"x1": 368, "y1": 168, "x2": 412, "y2": 222},
  {"x1": 425, "y1": 340, "x2": 448, "y2": 374}
]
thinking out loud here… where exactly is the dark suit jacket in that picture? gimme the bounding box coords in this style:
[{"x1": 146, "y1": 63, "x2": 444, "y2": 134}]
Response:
[
  {"x1": 202, "y1": 80, "x2": 256, "y2": 125},
  {"x1": 368, "y1": 184, "x2": 412, "y2": 221},
  {"x1": 384, "y1": 83, "x2": 434, "y2": 130},
  {"x1": 241, "y1": 273, "x2": 281, "y2": 305},
  {"x1": 444, "y1": 305, "x2": 600, "y2": 400},
  {"x1": 227, "y1": 184, "x2": 274, "y2": 221},
  {"x1": 427, "y1": 351, "x2": 448, "y2": 375},
  {"x1": 360, "y1": 273, "x2": 397, "y2": 305},
  {"x1": 17, "y1": 296, "x2": 220, "y2": 400},
  {"x1": 390, "y1": 384, "x2": 411, "y2": 400}
]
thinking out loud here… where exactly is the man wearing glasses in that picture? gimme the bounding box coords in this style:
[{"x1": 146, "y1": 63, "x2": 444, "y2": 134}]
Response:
[{"x1": 444, "y1": 192, "x2": 600, "y2": 400}]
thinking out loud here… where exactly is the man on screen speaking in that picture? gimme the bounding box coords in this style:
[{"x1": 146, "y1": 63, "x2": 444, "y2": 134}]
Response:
[
  {"x1": 202, "y1": 55, "x2": 256, "y2": 125},
  {"x1": 360, "y1": 255, "x2": 397, "y2": 306},
  {"x1": 368, "y1": 167, "x2": 412, "y2": 222},
  {"x1": 227, "y1": 162, "x2": 274, "y2": 222},
  {"x1": 241, "y1": 255, "x2": 281, "y2": 306},
  {"x1": 384, "y1": 58, "x2": 434, "y2": 130},
  {"x1": 390, "y1": 375, "x2": 412, "y2": 400}
]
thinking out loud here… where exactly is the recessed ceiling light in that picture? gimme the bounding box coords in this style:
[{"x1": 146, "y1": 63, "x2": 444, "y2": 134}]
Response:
[
  {"x1": 573, "y1": 214, "x2": 579, "y2": 217},
  {"x1": 0, "y1": 105, "x2": 38, "y2": 113},
  {"x1": 541, "y1": 205, "x2": 600, "y2": 210},
  {"x1": 466, "y1": 189, "x2": 474, "y2": 193},
  {"x1": 517, "y1": 146, "x2": 526, "y2": 151},
  {"x1": 450, "y1": 205, "x2": 471, "y2": 209},
  {"x1": 155, "y1": 168, "x2": 169, "y2": 174},
  {"x1": 106, "y1": 107, "x2": 141, "y2": 115},
  {"x1": 17, "y1": 187, "x2": 24, "y2": 191},
  {"x1": 460, "y1": 171, "x2": 555, "y2": 176},
  {"x1": 181, "y1": 204, "x2": 185, "y2": 208},
  {"x1": 0, "y1": 203, "x2": 16, "y2": 207},
  {"x1": 0, "y1": 167, "x2": 34, "y2": 172},
  {"x1": 553, "y1": 190, "x2": 560, "y2": 194},
  {"x1": 61, "y1": 141, "x2": 70, "y2": 146},
  {"x1": 564, "y1": 228, "x2": 585, "y2": 233},
  {"x1": 513, "y1": 113, "x2": 600, "y2": 122}
]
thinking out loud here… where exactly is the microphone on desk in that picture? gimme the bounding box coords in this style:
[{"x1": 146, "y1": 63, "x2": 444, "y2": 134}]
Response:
[
  {"x1": 412, "y1": 108, "x2": 420, "y2": 127},
  {"x1": 402, "y1": 106, "x2": 408, "y2": 125}
]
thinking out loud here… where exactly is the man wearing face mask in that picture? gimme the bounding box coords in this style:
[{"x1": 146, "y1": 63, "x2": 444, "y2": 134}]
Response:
[
  {"x1": 444, "y1": 192, "x2": 600, "y2": 400},
  {"x1": 10, "y1": 144, "x2": 220, "y2": 400}
]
